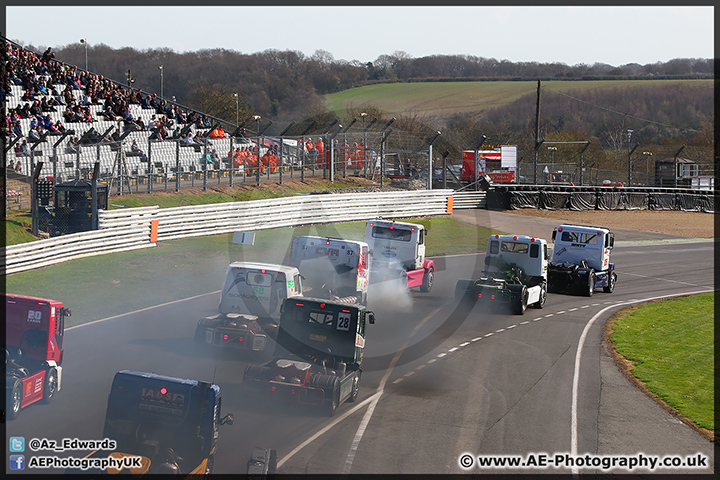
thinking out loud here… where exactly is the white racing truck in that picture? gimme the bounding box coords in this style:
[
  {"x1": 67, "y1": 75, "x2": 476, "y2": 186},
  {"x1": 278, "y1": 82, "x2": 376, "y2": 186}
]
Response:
[
  {"x1": 195, "y1": 262, "x2": 303, "y2": 352},
  {"x1": 455, "y1": 234, "x2": 548, "y2": 315},
  {"x1": 288, "y1": 236, "x2": 369, "y2": 305},
  {"x1": 547, "y1": 224, "x2": 616, "y2": 296},
  {"x1": 363, "y1": 218, "x2": 434, "y2": 292}
]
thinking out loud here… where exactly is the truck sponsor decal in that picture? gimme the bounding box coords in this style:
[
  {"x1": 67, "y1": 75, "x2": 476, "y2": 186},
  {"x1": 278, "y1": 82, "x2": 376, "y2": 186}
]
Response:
[
  {"x1": 309, "y1": 334, "x2": 326, "y2": 342},
  {"x1": 315, "y1": 247, "x2": 340, "y2": 257},
  {"x1": 139, "y1": 388, "x2": 185, "y2": 416},
  {"x1": 355, "y1": 334, "x2": 365, "y2": 348},
  {"x1": 381, "y1": 250, "x2": 397, "y2": 258},
  {"x1": 27, "y1": 310, "x2": 43, "y2": 323}
]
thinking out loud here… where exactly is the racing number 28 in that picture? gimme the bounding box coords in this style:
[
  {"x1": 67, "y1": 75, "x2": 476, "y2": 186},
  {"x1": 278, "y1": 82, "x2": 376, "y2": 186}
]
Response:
[{"x1": 337, "y1": 311, "x2": 351, "y2": 331}]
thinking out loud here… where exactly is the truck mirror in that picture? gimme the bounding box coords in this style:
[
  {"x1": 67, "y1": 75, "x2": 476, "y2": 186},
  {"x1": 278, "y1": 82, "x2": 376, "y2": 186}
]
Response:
[
  {"x1": 221, "y1": 413, "x2": 234, "y2": 425},
  {"x1": 369, "y1": 249, "x2": 374, "y2": 257},
  {"x1": 551, "y1": 230, "x2": 557, "y2": 241},
  {"x1": 367, "y1": 312, "x2": 375, "y2": 324},
  {"x1": 608, "y1": 236, "x2": 614, "y2": 249}
]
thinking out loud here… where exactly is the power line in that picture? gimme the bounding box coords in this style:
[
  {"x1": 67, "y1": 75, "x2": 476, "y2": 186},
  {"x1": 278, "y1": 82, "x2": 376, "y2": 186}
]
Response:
[{"x1": 550, "y1": 90, "x2": 697, "y2": 133}]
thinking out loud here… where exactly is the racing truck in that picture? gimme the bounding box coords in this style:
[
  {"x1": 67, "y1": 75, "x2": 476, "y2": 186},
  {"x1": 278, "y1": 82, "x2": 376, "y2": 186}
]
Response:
[
  {"x1": 363, "y1": 218, "x2": 434, "y2": 292},
  {"x1": 455, "y1": 234, "x2": 548, "y2": 315},
  {"x1": 68, "y1": 370, "x2": 234, "y2": 476},
  {"x1": 547, "y1": 224, "x2": 616, "y2": 296},
  {"x1": 5, "y1": 294, "x2": 70, "y2": 420},
  {"x1": 195, "y1": 262, "x2": 303, "y2": 352},
  {"x1": 289, "y1": 235, "x2": 369, "y2": 305},
  {"x1": 242, "y1": 297, "x2": 375, "y2": 416}
]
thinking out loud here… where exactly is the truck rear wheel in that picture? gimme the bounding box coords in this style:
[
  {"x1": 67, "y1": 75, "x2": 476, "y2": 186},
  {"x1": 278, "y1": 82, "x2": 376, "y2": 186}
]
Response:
[
  {"x1": 348, "y1": 371, "x2": 360, "y2": 402},
  {"x1": 7, "y1": 379, "x2": 22, "y2": 420},
  {"x1": 603, "y1": 272, "x2": 617, "y2": 293},
  {"x1": 585, "y1": 270, "x2": 595, "y2": 297},
  {"x1": 313, "y1": 375, "x2": 340, "y2": 416},
  {"x1": 532, "y1": 284, "x2": 547, "y2": 309},
  {"x1": 420, "y1": 266, "x2": 434, "y2": 292},
  {"x1": 510, "y1": 285, "x2": 528, "y2": 315}
]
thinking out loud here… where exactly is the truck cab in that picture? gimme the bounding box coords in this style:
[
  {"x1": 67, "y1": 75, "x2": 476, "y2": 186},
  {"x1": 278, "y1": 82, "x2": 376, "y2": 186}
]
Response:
[
  {"x1": 455, "y1": 234, "x2": 549, "y2": 314},
  {"x1": 5, "y1": 294, "x2": 70, "y2": 419},
  {"x1": 548, "y1": 224, "x2": 616, "y2": 295},
  {"x1": 364, "y1": 219, "x2": 434, "y2": 292},
  {"x1": 195, "y1": 262, "x2": 302, "y2": 352},
  {"x1": 242, "y1": 298, "x2": 375, "y2": 415},
  {"x1": 71, "y1": 371, "x2": 233, "y2": 475},
  {"x1": 289, "y1": 235, "x2": 369, "y2": 305}
]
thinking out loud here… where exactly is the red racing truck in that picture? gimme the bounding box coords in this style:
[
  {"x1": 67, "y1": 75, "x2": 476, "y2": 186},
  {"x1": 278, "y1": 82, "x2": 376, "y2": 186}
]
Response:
[{"x1": 5, "y1": 294, "x2": 70, "y2": 420}]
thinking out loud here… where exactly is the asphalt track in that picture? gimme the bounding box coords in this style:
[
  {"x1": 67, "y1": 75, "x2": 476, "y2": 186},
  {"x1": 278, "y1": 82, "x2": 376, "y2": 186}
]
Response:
[{"x1": 6, "y1": 210, "x2": 714, "y2": 475}]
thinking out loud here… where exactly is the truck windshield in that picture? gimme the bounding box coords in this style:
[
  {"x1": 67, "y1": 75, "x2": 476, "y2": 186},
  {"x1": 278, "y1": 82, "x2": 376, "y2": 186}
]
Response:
[
  {"x1": 372, "y1": 226, "x2": 412, "y2": 242},
  {"x1": 500, "y1": 242, "x2": 528, "y2": 254}
]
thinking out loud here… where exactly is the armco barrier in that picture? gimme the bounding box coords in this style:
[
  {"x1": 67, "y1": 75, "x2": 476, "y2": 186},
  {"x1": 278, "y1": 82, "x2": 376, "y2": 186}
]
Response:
[{"x1": 4, "y1": 190, "x2": 454, "y2": 274}]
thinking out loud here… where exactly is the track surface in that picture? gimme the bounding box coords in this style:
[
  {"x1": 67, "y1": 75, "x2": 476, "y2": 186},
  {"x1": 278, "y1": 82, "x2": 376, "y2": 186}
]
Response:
[{"x1": 6, "y1": 211, "x2": 714, "y2": 475}]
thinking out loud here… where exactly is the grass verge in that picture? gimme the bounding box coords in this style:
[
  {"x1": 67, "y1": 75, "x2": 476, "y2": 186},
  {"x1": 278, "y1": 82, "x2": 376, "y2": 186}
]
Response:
[{"x1": 606, "y1": 293, "x2": 714, "y2": 438}]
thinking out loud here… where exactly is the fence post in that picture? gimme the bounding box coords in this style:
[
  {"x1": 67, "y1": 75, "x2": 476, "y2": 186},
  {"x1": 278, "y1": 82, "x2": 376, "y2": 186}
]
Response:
[
  {"x1": 279, "y1": 137, "x2": 284, "y2": 185},
  {"x1": 175, "y1": 140, "x2": 180, "y2": 192},
  {"x1": 202, "y1": 142, "x2": 208, "y2": 191},
  {"x1": 229, "y1": 137, "x2": 234, "y2": 187}
]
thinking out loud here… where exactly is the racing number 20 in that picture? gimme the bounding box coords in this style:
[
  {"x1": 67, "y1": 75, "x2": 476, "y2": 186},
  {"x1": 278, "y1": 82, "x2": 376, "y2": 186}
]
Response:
[{"x1": 337, "y1": 312, "x2": 351, "y2": 331}]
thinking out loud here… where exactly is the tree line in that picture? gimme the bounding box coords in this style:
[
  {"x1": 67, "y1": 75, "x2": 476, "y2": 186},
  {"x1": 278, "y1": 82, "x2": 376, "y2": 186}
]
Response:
[{"x1": 16, "y1": 40, "x2": 714, "y2": 167}]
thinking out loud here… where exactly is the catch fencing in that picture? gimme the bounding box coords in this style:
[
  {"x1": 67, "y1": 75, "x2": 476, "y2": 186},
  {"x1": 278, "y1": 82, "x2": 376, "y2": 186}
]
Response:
[{"x1": 4, "y1": 189, "x2": 454, "y2": 275}]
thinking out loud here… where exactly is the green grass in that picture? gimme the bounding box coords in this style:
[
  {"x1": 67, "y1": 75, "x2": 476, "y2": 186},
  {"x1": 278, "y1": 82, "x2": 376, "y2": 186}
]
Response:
[
  {"x1": 608, "y1": 293, "x2": 714, "y2": 432},
  {"x1": 325, "y1": 79, "x2": 713, "y2": 117},
  {"x1": 5, "y1": 216, "x2": 499, "y2": 327},
  {"x1": 5, "y1": 213, "x2": 38, "y2": 245},
  {"x1": 106, "y1": 180, "x2": 364, "y2": 209}
]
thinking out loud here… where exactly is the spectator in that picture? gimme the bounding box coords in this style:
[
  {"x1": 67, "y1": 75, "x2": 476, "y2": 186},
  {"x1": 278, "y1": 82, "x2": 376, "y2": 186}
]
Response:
[
  {"x1": 130, "y1": 139, "x2": 148, "y2": 161},
  {"x1": 12, "y1": 120, "x2": 23, "y2": 137},
  {"x1": 42, "y1": 47, "x2": 55, "y2": 62},
  {"x1": 17, "y1": 140, "x2": 30, "y2": 157},
  {"x1": 210, "y1": 148, "x2": 221, "y2": 169},
  {"x1": 66, "y1": 136, "x2": 82, "y2": 154},
  {"x1": 148, "y1": 115, "x2": 159, "y2": 130},
  {"x1": 28, "y1": 125, "x2": 43, "y2": 143},
  {"x1": 15, "y1": 159, "x2": 23, "y2": 172},
  {"x1": 209, "y1": 126, "x2": 225, "y2": 138}
]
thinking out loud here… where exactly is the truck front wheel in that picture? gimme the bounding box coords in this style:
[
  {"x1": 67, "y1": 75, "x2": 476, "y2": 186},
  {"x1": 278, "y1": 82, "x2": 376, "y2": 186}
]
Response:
[
  {"x1": 420, "y1": 266, "x2": 434, "y2": 292},
  {"x1": 603, "y1": 272, "x2": 617, "y2": 293},
  {"x1": 42, "y1": 368, "x2": 58, "y2": 404}
]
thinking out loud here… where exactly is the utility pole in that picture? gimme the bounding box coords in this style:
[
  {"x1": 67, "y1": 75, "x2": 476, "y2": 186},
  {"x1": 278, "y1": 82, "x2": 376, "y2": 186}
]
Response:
[{"x1": 533, "y1": 80, "x2": 541, "y2": 184}]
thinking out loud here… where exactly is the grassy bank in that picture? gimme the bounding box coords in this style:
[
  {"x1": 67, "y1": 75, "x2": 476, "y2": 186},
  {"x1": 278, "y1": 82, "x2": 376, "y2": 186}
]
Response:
[{"x1": 607, "y1": 293, "x2": 714, "y2": 435}]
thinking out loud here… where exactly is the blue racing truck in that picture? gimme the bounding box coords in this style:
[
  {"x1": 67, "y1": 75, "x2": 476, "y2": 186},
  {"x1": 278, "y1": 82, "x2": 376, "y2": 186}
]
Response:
[{"x1": 69, "y1": 371, "x2": 233, "y2": 476}]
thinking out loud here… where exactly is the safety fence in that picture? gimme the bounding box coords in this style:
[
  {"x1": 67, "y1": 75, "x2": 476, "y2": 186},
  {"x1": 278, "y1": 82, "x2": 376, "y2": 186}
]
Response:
[{"x1": 4, "y1": 189, "x2": 454, "y2": 275}]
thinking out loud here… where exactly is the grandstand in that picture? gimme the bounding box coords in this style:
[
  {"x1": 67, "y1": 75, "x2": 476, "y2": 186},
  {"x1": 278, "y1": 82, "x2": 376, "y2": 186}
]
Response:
[{"x1": 3, "y1": 38, "x2": 354, "y2": 200}]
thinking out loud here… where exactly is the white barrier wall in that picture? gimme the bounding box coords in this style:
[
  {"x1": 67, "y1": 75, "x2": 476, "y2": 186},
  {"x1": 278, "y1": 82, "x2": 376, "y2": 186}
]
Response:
[{"x1": 4, "y1": 190, "x2": 454, "y2": 275}]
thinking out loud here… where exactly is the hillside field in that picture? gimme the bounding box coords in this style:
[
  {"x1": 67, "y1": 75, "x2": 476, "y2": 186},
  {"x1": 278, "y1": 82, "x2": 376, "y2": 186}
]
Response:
[{"x1": 324, "y1": 79, "x2": 713, "y2": 118}]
